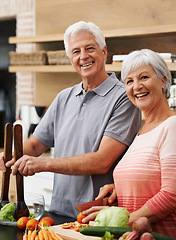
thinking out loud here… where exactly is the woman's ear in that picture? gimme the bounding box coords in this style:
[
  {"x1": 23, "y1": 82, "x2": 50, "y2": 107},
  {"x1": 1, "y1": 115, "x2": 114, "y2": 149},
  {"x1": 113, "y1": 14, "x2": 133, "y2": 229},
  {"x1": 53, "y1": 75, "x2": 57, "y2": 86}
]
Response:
[{"x1": 161, "y1": 76, "x2": 167, "y2": 89}]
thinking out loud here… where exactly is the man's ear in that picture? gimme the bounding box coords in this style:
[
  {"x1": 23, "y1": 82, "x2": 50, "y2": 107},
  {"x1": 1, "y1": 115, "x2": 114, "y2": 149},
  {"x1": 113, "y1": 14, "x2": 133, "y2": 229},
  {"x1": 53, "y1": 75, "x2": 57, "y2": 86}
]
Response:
[{"x1": 103, "y1": 46, "x2": 108, "y2": 60}]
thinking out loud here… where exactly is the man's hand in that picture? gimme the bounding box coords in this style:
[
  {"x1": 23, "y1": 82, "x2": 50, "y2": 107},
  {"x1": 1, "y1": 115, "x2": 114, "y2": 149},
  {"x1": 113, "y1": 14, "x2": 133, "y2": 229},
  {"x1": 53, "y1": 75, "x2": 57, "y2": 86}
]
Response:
[
  {"x1": 11, "y1": 155, "x2": 47, "y2": 176},
  {"x1": 0, "y1": 151, "x2": 15, "y2": 172}
]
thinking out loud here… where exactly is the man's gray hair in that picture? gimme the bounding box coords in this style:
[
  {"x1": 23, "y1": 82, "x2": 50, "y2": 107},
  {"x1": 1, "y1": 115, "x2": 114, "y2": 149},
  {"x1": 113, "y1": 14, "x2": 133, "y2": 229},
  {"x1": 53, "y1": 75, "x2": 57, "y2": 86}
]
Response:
[{"x1": 64, "y1": 21, "x2": 106, "y2": 58}]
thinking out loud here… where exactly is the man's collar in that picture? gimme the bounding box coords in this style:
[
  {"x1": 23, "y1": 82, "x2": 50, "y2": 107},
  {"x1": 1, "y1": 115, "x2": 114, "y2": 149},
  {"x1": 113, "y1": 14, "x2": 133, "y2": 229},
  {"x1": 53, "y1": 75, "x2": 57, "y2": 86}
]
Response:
[{"x1": 75, "y1": 73, "x2": 118, "y2": 97}]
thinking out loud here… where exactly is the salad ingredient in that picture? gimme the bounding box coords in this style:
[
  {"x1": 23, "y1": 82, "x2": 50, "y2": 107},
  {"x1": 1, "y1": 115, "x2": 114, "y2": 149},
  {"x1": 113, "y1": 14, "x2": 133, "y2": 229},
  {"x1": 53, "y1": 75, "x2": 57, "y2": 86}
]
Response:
[
  {"x1": 41, "y1": 217, "x2": 55, "y2": 226},
  {"x1": 133, "y1": 217, "x2": 152, "y2": 235},
  {"x1": 17, "y1": 216, "x2": 30, "y2": 229},
  {"x1": 140, "y1": 232, "x2": 155, "y2": 240},
  {"x1": 48, "y1": 229, "x2": 64, "y2": 240},
  {"x1": 80, "y1": 225, "x2": 175, "y2": 240},
  {"x1": 102, "y1": 231, "x2": 115, "y2": 240},
  {"x1": 31, "y1": 229, "x2": 37, "y2": 240},
  {"x1": 79, "y1": 226, "x2": 132, "y2": 238},
  {"x1": 77, "y1": 212, "x2": 88, "y2": 223},
  {"x1": 94, "y1": 206, "x2": 130, "y2": 227},
  {"x1": 26, "y1": 218, "x2": 39, "y2": 231},
  {"x1": 38, "y1": 217, "x2": 55, "y2": 229},
  {"x1": 0, "y1": 202, "x2": 15, "y2": 221},
  {"x1": 61, "y1": 221, "x2": 88, "y2": 231},
  {"x1": 41, "y1": 227, "x2": 49, "y2": 240}
]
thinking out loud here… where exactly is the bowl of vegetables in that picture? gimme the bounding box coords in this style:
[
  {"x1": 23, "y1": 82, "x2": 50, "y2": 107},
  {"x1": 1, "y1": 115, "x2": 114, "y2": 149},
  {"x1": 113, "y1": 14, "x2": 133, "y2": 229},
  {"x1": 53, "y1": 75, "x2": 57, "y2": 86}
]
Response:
[{"x1": 0, "y1": 192, "x2": 45, "y2": 226}]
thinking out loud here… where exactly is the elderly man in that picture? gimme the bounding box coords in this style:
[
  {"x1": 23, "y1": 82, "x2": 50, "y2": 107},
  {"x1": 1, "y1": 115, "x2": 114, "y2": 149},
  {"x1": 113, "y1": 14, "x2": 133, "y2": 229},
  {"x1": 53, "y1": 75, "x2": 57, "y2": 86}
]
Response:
[{"x1": 0, "y1": 21, "x2": 141, "y2": 218}]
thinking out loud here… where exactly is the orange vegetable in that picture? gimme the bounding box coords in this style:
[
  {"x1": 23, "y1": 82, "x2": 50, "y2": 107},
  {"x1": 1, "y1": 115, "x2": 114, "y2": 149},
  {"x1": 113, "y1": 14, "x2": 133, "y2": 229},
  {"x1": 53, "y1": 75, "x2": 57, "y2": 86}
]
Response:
[
  {"x1": 31, "y1": 230, "x2": 37, "y2": 240},
  {"x1": 47, "y1": 230, "x2": 53, "y2": 240},
  {"x1": 38, "y1": 231, "x2": 44, "y2": 240},
  {"x1": 23, "y1": 232, "x2": 28, "y2": 240},
  {"x1": 77, "y1": 212, "x2": 88, "y2": 224},
  {"x1": 26, "y1": 219, "x2": 39, "y2": 231},
  {"x1": 41, "y1": 228, "x2": 49, "y2": 240},
  {"x1": 39, "y1": 217, "x2": 55, "y2": 226},
  {"x1": 49, "y1": 229, "x2": 64, "y2": 240},
  {"x1": 34, "y1": 236, "x2": 39, "y2": 240},
  {"x1": 28, "y1": 230, "x2": 32, "y2": 240},
  {"x1": 17, "y1": 216, "x2": 30, "y2": 229}
]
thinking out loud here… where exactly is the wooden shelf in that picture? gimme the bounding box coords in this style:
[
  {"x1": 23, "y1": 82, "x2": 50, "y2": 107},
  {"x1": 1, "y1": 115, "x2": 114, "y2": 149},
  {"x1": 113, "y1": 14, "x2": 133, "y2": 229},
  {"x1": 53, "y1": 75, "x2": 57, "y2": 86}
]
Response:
[
  {"x1": 9, "y1": 24, "x2": 176, "y2": 44},
  {"x1": 8, "y1": 64, "x2": 121, "y2": 73},
  {"x1": 8, "y1": 62, "x2": 176, "y2": 73}
]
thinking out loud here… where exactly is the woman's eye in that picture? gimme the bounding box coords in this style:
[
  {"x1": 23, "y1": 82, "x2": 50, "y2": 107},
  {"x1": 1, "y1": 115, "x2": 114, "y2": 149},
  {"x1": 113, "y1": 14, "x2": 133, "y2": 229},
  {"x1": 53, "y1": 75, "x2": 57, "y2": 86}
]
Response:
[
  {"x1": 141, "y1": 75, "x2": 148, "y2": 79},
  {"x1": 126, "y1": 79, "x2": 133, "y2": 85}
]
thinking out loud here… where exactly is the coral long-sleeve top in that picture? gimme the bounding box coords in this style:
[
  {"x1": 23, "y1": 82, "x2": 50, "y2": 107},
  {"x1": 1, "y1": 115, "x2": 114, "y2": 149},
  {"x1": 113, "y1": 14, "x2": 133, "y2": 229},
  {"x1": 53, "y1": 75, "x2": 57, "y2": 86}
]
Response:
[{"x1": 113, "y1": 116, "x2": 176, "y2": 238}]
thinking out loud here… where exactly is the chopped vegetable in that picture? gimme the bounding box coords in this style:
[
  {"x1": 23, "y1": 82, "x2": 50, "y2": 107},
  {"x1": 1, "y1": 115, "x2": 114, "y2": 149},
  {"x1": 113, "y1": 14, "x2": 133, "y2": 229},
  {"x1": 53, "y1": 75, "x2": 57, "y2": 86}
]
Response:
[
  {"x1": 0, "y1": 202, "x2": 15, "y2": 221},
  {"x1": 102, "y1": 231, "x2": 115, "y2": 239},
  {"x1": 61, "y1": 221, "x2": 88, "y2": 231},
  {"x1": 94, "y1": 206, "x2": 130, "y2": 227}
]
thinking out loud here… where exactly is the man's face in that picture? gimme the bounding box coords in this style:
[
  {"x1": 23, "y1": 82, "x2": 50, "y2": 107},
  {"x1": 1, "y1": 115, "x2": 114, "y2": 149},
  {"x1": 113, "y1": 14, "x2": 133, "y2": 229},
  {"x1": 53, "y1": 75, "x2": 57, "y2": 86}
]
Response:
[{"x1": 69, "y1": 31, "x2": 107, "y2": 81}]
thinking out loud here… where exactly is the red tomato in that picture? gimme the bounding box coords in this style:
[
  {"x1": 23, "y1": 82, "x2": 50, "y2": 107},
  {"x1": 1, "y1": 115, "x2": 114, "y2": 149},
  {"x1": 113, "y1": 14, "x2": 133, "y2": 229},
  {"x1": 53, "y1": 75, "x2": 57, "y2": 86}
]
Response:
[
  {"x1": 26, "y1": 219, "x2": 39, "y2": 231},
  {"x1": 40, "y1": 217, "x2": 55, "y2": 226},
  {"x1": 38, "y1": 219, "x2": 51, "y2": 230},
  {"x1": 17, "y1": 216, "x2": 29, "y2": 229},
  {"x1": 77, "y1": 212, "x2": 88, "y2": 223}
]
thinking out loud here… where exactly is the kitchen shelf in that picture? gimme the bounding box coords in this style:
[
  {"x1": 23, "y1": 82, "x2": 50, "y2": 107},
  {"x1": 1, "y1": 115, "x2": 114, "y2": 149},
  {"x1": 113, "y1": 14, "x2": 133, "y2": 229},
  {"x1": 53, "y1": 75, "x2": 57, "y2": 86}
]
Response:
[
  {"x1": 8, "y1": 62, "x2": 176, "y2": 73},
  {"x1": 8, "y1": 24, "x2": 176, "y2": 44}
]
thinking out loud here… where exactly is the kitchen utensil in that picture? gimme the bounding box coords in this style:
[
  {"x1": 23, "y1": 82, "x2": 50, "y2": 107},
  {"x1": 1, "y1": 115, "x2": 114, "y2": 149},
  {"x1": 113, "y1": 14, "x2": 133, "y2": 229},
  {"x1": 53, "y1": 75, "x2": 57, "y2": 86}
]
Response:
[
  {"x1": 74, "y1": 197, "x2": 110, "y2": 212},
  {"x1": 50, "y1": 225, "x2": 101, "y2": 240},
  {"x1": 0, "y1": 192, "x2": 45, "y2": 226},
  {"x1": 13, "y1": 124, "x2": 29, "y2": 220},
  {"x1": 0, "y1": 123, "x2": 13, "y2": 209}
]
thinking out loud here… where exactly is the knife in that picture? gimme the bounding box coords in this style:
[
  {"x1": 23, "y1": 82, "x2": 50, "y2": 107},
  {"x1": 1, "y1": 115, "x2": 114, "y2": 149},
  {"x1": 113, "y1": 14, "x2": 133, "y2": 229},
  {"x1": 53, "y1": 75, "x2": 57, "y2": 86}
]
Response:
[{"x1": 75, "y1": 197, "x2": 111, "y2": 212}]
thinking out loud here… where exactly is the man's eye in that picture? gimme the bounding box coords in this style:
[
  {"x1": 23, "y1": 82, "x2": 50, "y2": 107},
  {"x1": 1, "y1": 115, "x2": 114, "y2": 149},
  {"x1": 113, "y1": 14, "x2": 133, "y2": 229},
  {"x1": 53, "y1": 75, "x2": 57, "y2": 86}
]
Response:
[
  {"x1": 72, "y1": 50, "x2": 80, "y2": 55},
  {"x1": 87, "y1": 47, "x2": 94, "y2": 51}
]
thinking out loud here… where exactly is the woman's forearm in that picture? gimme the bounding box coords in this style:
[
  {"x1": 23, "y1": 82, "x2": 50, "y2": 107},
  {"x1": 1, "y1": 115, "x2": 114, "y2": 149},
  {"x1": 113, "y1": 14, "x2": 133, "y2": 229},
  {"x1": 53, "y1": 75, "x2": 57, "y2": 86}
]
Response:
[{"x1": 129, "y1": 204, "x2": 159, "y2": 227}]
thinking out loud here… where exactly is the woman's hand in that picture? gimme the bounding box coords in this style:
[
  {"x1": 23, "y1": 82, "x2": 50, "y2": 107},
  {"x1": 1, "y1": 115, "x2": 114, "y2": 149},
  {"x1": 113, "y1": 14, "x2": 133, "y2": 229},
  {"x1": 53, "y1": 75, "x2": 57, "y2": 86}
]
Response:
[
  {"x1": 96, "y1": 183, "x2": 117, "y2": 205},
  {"x1": 81, "y1": 206, "x2": 108, "y2": 223},
  {"x1": 81, "y1": 183, "x2": 117, "y2": 223}
]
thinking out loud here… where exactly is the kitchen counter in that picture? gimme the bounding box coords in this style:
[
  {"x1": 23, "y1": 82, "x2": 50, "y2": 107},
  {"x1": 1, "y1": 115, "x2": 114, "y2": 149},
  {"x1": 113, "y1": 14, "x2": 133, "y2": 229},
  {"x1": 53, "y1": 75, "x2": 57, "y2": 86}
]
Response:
[{"x1": 0, "y1": 211, "x2": 76, "y2": 240}]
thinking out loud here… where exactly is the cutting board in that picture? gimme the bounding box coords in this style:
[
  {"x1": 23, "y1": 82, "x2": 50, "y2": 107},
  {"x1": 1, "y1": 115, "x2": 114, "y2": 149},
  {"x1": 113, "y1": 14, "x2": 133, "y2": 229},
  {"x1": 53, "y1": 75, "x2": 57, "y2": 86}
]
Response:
[{"x1": 50, "y1": 225, "x2": 101, "y2": 240}]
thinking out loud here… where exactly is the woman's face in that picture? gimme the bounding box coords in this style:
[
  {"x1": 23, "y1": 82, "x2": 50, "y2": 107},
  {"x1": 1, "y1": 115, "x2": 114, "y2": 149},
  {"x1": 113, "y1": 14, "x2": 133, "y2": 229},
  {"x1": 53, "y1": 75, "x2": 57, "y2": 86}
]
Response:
[{"x1": 125, "y1": 64, "x2": 166, "y2": 113}]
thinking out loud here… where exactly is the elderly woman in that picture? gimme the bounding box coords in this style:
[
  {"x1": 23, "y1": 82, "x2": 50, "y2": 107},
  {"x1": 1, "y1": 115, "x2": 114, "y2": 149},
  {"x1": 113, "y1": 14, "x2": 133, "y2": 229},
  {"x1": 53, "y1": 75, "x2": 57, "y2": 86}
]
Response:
[{"x1": 82, "y1": 49, "x2": 176, "y2": 238}]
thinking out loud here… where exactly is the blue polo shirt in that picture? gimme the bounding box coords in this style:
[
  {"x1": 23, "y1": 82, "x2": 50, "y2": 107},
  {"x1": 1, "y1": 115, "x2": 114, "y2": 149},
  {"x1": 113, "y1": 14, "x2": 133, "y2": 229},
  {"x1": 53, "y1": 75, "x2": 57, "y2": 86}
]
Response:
[{"x1": 34, "y1": 72, "x2": 141, "y2": 218}]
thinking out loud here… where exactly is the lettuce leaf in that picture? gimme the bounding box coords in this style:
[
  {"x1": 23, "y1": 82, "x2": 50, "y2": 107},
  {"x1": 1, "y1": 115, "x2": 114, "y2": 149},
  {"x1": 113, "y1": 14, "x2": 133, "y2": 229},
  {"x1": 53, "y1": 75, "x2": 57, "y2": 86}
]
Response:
[
  {"x1": 94, "y1": 206, "x2": 129, "y2": 227},
  {"x1": 0, "y1": 202, "x2": 15, "y2": 221}
]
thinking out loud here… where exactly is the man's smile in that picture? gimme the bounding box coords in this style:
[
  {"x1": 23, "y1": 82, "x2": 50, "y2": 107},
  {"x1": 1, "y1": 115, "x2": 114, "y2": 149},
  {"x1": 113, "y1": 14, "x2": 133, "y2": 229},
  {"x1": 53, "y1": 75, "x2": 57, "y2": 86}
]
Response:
[{"x1": 81, "y1": 61, "x2": 94, "y2": 67}]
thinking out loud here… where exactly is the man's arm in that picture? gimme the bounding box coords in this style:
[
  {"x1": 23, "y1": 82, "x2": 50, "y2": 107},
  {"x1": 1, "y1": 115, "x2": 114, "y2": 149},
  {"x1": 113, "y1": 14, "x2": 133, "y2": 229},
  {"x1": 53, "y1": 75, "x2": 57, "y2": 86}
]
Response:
[{"x1": 11, "y1": 135, "x2": 127, "y2": 176}]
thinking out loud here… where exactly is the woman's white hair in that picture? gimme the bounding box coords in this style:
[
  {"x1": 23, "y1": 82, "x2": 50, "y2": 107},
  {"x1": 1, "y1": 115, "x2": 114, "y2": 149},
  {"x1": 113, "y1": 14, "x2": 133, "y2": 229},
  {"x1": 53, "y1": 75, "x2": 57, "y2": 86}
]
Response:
[
  {"x1": 121, "y1": 49, "x2": 171, "y2": 99},
  {"x1": 64, "y1": 21, "x2": 106, "y2": 58}
]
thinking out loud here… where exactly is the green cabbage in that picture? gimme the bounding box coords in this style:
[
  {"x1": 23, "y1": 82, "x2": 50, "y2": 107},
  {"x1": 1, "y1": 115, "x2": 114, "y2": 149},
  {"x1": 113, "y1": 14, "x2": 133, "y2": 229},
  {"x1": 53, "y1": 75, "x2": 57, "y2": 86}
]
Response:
[
  {"x1": 94, "y1": 206, "x2": 130, "y2": 227},
  {"x1": 0, "y1": 202, "x2": 15, "y2": 221}
]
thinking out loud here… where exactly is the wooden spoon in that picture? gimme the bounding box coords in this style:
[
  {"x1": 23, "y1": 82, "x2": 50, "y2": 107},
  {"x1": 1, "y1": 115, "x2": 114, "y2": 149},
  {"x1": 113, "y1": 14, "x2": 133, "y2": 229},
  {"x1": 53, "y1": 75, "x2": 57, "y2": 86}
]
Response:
[
  {"x1": 0, "y1": 123, "x2": 13, "y2": 209},
  {"x1": 13, "y1": 124, "x2": 29, "y2": 220}
]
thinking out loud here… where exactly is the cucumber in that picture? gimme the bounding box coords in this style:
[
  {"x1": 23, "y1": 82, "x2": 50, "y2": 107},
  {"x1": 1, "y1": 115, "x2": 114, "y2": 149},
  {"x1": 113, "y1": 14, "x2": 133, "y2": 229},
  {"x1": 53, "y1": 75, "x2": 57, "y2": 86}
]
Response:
[
  {"x1": 79, "y1": 226, "x2": 176, "y2": 240},
  {"x1": 80, "y1": 226, "x2": 132, "y2": 238}
]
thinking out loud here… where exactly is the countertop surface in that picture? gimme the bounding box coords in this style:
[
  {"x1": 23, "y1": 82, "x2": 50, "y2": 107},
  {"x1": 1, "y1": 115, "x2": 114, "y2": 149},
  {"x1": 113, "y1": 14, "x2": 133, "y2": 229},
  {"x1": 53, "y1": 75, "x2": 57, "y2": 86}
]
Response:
[{"x1": 0, "y1": 211, "x2": 76, "y2": 240}]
